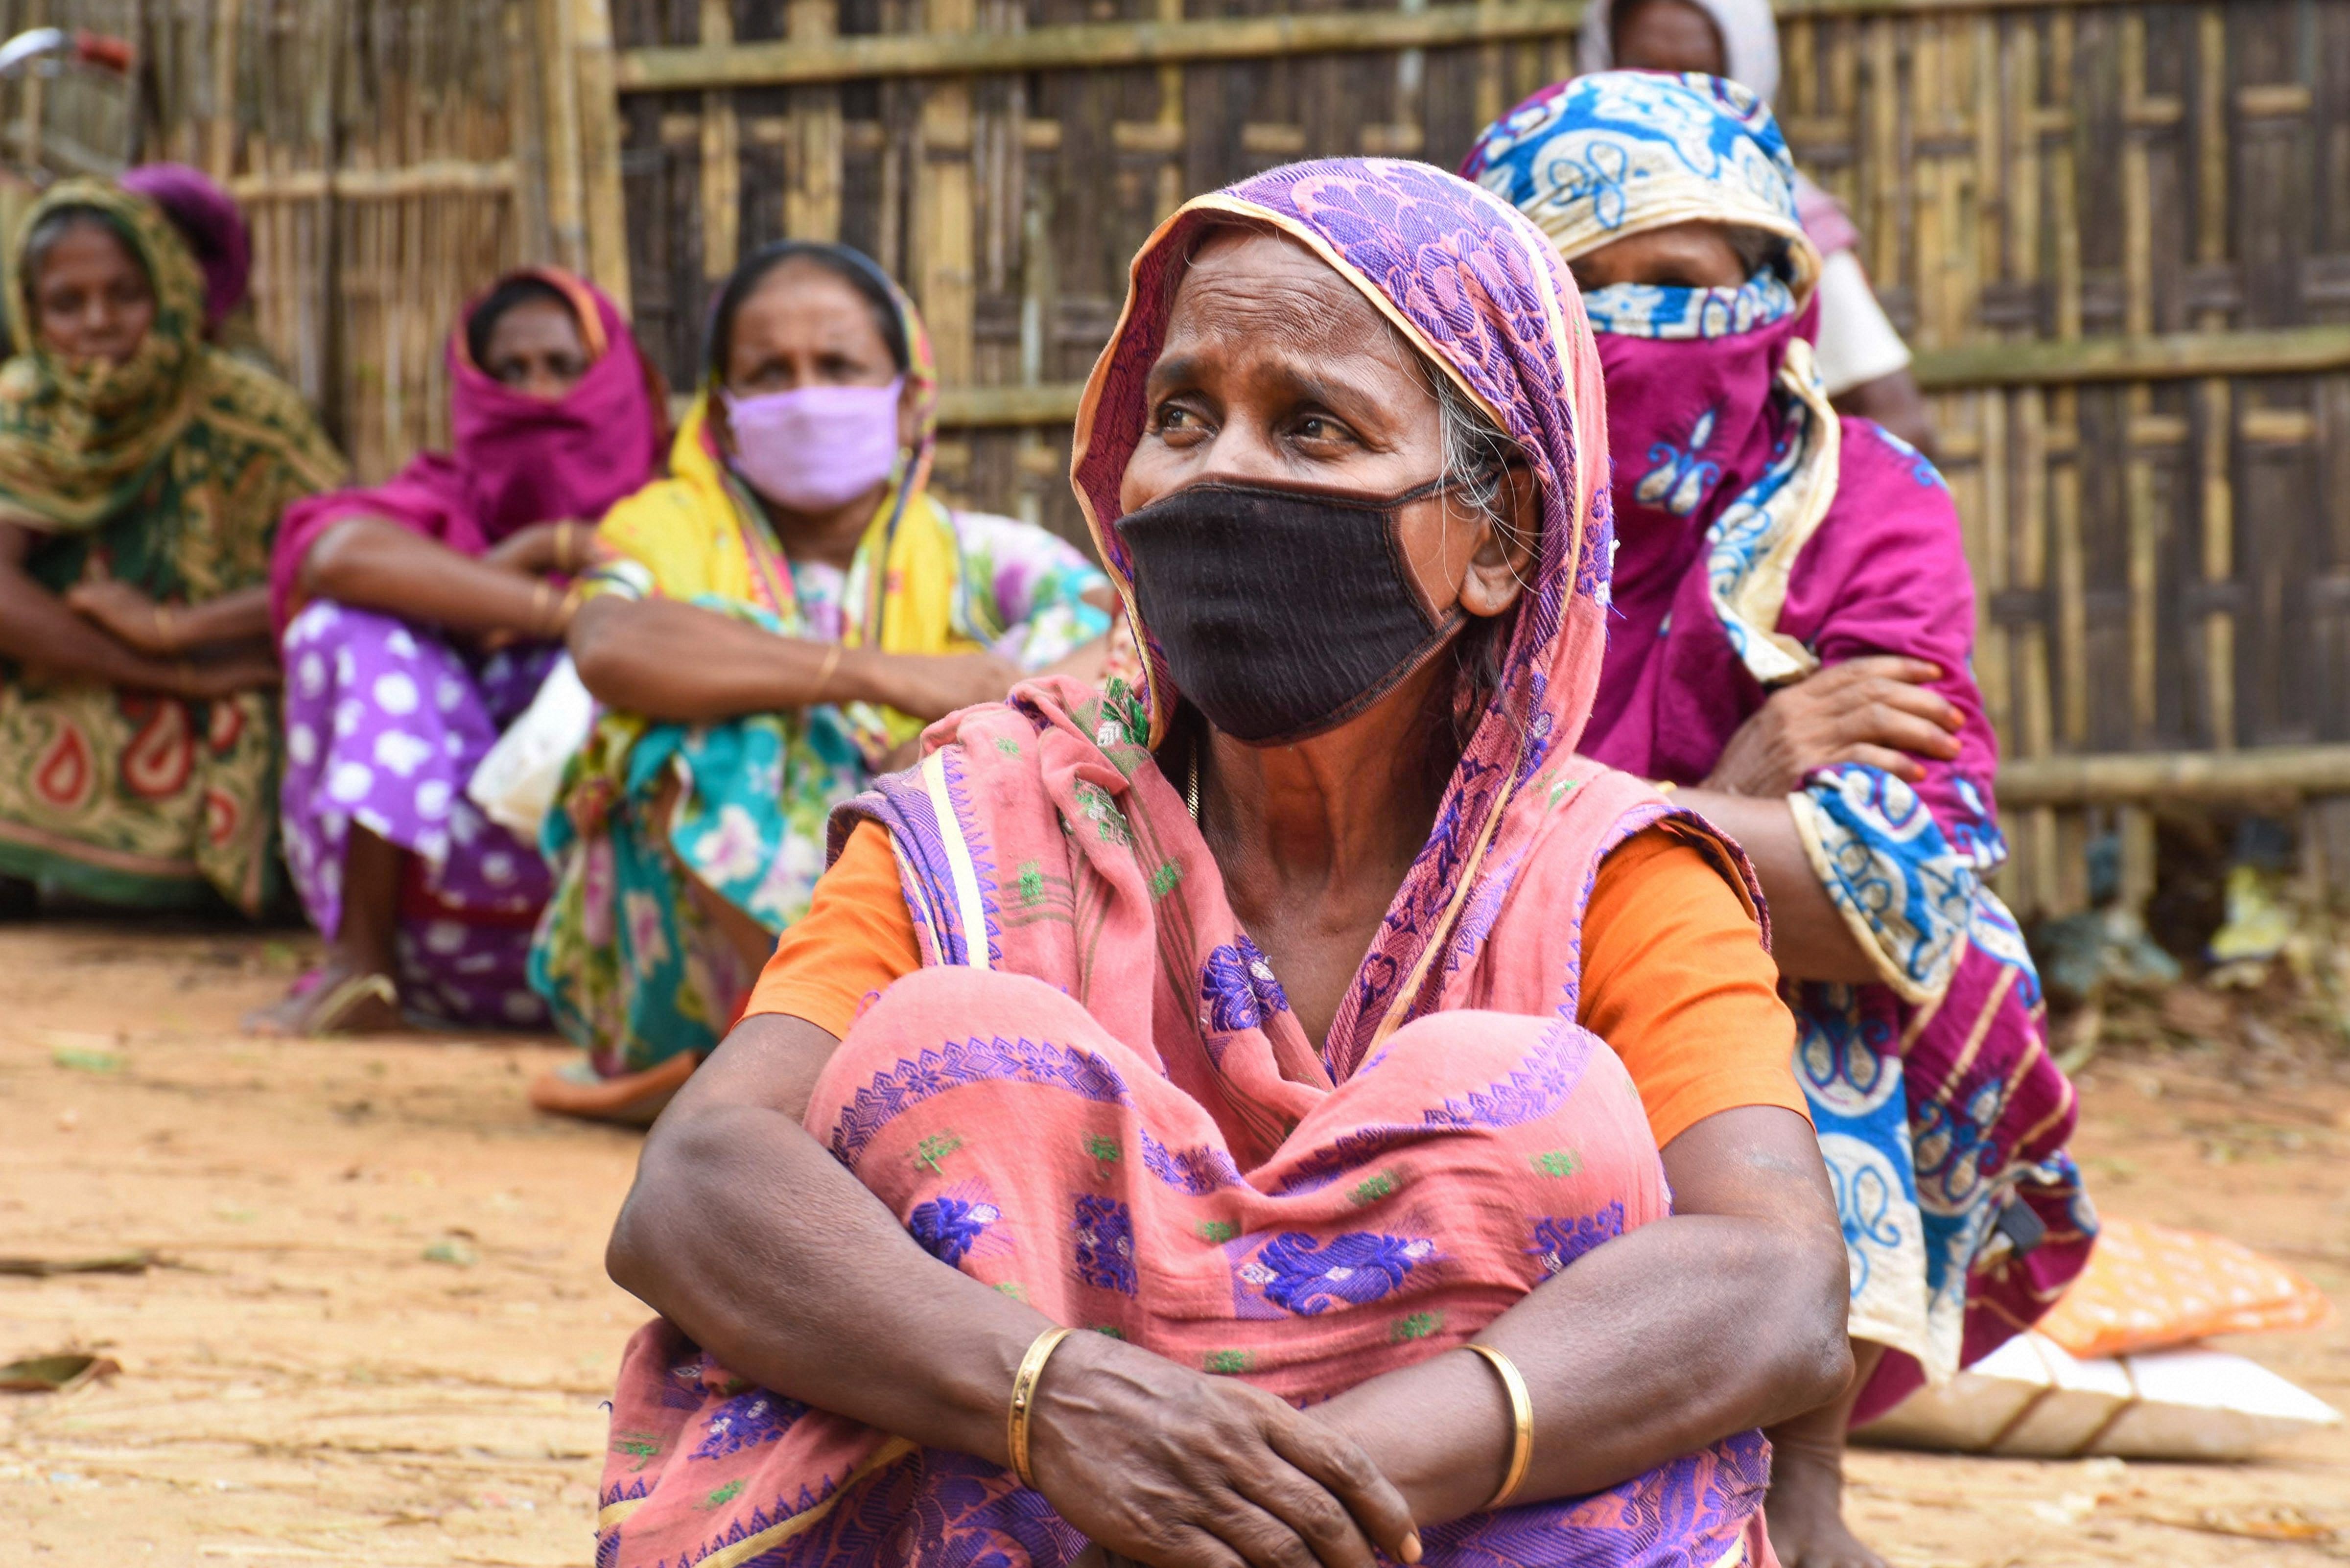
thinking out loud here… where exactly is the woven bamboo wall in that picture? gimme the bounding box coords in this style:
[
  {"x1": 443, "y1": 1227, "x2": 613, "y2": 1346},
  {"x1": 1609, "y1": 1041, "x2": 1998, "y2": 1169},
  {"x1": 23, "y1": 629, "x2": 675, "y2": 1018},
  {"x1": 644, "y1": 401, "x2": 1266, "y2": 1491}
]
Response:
[
  {"x1": 1775, "y1": 1, "x2": 2350, "y2": 914},
  {"x1": 0, "y1": 0, "x2": 622, "y2": 485},
  {"x1": 6, "y1": 0, "x2": 2346, "y2": 917},
  {"x1": 609, "y1": 0, "x2": 2350, "y2": 918}
]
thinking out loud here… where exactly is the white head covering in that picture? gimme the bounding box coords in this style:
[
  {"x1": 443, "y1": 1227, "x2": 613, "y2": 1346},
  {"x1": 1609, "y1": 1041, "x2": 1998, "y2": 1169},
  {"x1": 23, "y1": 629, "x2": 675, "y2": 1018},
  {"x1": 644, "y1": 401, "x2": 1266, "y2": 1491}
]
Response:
[{"x1": 1577, "y1": 0, "x2": 1782, "y2": 104}]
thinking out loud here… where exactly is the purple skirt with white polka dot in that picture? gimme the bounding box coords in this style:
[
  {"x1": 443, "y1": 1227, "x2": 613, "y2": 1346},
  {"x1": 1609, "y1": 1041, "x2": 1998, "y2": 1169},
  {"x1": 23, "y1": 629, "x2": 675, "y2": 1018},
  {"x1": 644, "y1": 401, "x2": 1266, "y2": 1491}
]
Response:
[{"x1": 280, "y1": 601, "x2": 557, "y2": 1029}]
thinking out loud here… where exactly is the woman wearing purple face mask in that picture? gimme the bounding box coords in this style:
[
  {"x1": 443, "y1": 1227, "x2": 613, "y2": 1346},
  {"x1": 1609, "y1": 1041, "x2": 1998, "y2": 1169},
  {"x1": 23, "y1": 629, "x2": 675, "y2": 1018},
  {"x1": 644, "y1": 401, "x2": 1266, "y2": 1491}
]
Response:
[{"x1": 528, "y1": 240, "x2": 1114, "y2": 1124}]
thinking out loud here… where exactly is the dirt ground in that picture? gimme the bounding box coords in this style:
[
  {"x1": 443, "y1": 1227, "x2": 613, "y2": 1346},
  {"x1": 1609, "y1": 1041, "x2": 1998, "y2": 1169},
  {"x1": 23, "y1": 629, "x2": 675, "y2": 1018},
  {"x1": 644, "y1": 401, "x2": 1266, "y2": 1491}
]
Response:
[{"x1": 2, "y1": 919, "x2": 2346, "y2": 1567}]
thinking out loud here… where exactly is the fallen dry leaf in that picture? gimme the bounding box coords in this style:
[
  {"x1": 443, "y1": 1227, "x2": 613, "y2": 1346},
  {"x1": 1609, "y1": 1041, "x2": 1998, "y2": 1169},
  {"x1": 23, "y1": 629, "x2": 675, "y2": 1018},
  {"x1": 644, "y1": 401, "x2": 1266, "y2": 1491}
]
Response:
[
  {"x1": 2127, "y1": 1506, "x2": 2339, "y2": 1544},
  {"x1": 0, "y1": 1353, "x2": 122, "y2": 1393},
  {"x1": 0, "y1": 1250, "x2": 153, "y2": 1278}
]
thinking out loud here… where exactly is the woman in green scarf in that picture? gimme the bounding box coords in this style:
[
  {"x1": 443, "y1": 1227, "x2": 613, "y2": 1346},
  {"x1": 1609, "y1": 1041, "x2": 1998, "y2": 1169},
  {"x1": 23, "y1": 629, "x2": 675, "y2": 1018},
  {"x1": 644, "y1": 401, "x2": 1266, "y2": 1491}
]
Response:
[{"x1": 0, "y1": 181, "x2": 343, "y2": 915}]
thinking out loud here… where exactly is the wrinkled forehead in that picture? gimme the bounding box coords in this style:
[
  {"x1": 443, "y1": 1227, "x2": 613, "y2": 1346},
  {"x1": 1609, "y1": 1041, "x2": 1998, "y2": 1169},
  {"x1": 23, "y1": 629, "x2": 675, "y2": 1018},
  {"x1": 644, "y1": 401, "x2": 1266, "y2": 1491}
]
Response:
[{"x1": 1153, "y1": 227, "x2": 1431, "y2": 394}]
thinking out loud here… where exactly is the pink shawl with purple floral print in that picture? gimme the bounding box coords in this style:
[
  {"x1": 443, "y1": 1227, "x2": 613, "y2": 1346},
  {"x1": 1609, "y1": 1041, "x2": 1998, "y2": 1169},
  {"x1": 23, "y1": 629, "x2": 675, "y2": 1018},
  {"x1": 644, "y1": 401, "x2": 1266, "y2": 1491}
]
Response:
[{"x1": 598, "y1": 160, "x2": 1788, "y2": 1568}]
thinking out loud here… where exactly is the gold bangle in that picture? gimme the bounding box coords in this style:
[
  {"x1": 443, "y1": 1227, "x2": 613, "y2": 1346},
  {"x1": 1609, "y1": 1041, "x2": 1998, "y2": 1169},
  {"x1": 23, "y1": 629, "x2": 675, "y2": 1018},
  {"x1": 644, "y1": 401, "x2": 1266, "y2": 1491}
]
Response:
[
  {"x1": 1464, "y1": 1342, "x2": 1533, "y2": 1510},
  {"x1": 531, "y1": 580, "x2": 558, "y2": 634},
  {"x1": 152, "y1": 603, "x2": 176, "y2": 649},
  {"x1": 556, "y1": 521, "x2": 578, "y2": 573},
  {"x1": 1006, "y1": 1325, "x2": 1074, "y2": 1490},
  {"x1": 812, "y1": 642, "x2": 845, "y2": 701}
]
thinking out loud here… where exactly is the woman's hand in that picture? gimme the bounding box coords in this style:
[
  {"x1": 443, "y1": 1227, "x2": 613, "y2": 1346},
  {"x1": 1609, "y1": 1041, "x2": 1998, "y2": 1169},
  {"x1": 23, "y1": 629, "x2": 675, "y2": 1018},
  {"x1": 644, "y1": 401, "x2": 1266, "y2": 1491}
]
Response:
[
  {"x1": 482, "y1": 520, "x2": 603, "y2": 577},
  {"x1": 864, "y1": 650, "x2": 1024, "y2": 722},
  {"x1": 1704, "y1": 655, "x2": 1961, "y2": 796},
  {"x1": 162, "y1": 649, "x2": 281, "y2": 699},
  {"x1": 64, "y1": 579, "x2": 178, "y2": 655},
  {"x1": 1029, "y1": 1332, "x2": 1420, "y2": 1568}
]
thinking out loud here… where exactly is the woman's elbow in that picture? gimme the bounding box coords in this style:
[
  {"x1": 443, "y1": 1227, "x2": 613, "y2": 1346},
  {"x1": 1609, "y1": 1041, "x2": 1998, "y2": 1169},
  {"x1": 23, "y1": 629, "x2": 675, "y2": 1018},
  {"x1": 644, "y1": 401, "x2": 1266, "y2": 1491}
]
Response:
[
  {"x1": 1771, "y1": 1227, "x2": 1857, "y2": 1410},
  {"x1": 298, "y1": 520, "x2": 369, "y2": 603},
  {"x1": 602, "y1": 1106, "x2": 736, "y2": 1304},
  {"x1": 605, "y1": 1186, "x2": 667, "y2": 1303},
  {"x1": 604, "y1": 1130, "x2": 692, "y2": 1303}
]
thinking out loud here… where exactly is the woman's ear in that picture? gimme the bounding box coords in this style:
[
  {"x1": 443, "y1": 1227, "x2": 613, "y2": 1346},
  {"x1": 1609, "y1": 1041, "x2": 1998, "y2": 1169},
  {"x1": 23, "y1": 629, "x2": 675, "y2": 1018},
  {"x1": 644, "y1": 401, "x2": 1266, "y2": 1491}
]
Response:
[{"x1": 1457, "y1": 463, "x2": 1539, "y2": 619}]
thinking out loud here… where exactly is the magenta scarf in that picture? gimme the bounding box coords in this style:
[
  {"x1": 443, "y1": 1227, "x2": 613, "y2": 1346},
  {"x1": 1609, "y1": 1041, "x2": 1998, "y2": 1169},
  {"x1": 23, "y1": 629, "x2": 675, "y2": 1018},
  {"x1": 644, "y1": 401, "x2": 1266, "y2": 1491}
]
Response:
[
  {"x1": 1582, "y1": 311, "x2": 1806, "y2": 757},
  {"x1": 267, "y1": 269, "x2": 663, "y2": 632},
  {"x1": 1578, "y1": 320, "x2": 1995, "y2": 816}
]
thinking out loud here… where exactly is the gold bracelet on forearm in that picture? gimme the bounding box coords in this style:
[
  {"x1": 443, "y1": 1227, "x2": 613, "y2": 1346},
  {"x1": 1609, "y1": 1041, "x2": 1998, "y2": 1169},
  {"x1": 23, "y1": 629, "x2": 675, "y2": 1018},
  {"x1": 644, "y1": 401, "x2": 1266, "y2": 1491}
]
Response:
[
  {"x1": 1006, "y1": 1325, "x2": 1074, "y2": 1490},
  {"x1": 555, "y1": 521, "x2": 578, "y2": 574},
  {"x1": 812, "y1": 642, "x2": 844, "y2": 701},
  {"x1": 152, "y1": 603, "x2": 177, "y2": 651},
  {"x1": 1463, "y1": 1342, "x2": 1533, "y2": 1510},
  {"x1": 531, "y1": 580, "x2": 558, "y2": 636}
]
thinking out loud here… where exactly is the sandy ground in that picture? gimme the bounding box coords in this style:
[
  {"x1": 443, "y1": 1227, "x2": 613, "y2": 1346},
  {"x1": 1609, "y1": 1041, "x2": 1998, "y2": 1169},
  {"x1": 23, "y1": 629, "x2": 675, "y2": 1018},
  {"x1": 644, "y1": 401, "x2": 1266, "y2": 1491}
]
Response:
[{"x1": 2, "y1": 919, "x2": 2346, "y2": 1567}]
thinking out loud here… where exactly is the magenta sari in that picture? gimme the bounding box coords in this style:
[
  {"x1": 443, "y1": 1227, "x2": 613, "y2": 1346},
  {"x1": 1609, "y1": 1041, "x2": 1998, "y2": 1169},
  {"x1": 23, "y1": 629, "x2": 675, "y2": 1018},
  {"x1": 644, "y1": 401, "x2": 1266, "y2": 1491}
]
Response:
[{"x1": 596, "y1": 161, "x2": 1787, "y2": 1568}]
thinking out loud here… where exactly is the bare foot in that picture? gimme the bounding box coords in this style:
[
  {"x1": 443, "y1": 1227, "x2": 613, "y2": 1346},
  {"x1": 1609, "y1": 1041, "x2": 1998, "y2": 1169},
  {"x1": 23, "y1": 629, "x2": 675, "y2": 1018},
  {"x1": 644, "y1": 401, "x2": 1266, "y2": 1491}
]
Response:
[
  {"x1": 1763, "y1": 1433, "x2": 1886, "y2": 1568},
  {"x1": 245, "y1": 961, "x2": 403, "y2": 1036}
]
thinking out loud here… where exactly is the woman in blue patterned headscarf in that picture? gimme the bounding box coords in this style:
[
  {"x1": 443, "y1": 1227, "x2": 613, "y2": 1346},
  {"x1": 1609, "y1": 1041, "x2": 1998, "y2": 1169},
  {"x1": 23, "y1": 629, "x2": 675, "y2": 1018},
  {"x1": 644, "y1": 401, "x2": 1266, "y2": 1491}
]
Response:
[{"x1": 1466, "y1": 71, "x2": 2094, "y2": 1568}]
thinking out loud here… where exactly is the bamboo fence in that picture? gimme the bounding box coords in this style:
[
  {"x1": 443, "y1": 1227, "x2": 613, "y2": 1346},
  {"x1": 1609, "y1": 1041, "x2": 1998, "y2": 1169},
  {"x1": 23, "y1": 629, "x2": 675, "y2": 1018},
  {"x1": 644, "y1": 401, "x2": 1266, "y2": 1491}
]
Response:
[
  {"x1": 602, "y1": 0, "x2": 2350, "y2": 917},
  {"x1": 0, "y1": 0, "x2": 633, "y2": 484},
  {"x1": 6, "y1": 0, "x2": 2350, "y2": 916}
]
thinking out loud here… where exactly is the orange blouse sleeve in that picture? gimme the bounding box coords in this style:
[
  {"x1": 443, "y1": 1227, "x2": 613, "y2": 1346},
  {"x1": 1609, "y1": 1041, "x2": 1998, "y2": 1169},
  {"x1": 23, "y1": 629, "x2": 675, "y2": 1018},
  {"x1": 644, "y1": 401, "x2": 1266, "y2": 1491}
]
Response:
[
  {"x1": 748, "y1": 821, "x2": 1807, "y2": 1149},
  {"x1": 742, "y1": 820, "x2": 922, "y2": 1038},
  {"x1": 1578, "y1": 826, "x2": 1810, "y2": 1149}
]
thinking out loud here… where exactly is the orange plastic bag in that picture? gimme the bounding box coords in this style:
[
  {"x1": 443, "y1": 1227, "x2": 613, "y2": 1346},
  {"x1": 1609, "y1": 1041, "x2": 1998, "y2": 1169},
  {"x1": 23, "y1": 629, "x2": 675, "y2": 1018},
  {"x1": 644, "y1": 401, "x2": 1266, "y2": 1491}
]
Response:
[{"x1": 2039, "y1": 1215, "x2": 2336, "y2": 1359}]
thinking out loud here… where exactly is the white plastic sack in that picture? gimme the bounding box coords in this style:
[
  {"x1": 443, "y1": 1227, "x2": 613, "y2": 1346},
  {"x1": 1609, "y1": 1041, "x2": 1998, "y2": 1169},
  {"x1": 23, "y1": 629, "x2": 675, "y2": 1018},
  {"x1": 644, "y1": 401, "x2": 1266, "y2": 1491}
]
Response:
[
  {"x1": 467, "y1": 654, "x2": 594, "y2": 842},
  {"x1": 1856, "y1": 1330, "x2": 2342, "y2": 1461}
]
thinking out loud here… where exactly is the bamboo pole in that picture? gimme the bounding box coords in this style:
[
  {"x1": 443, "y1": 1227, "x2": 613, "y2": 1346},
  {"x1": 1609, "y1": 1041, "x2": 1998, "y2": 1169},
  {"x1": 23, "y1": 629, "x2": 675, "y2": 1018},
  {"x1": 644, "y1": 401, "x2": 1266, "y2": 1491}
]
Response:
[
  {"x1": 2119, "y1": 12, "x2": 2158, "y2": 745},
  {"x1": 914, "y1": 0, "x2": 978, "y2": 398},
  {"x1": 315, "y1": 0, "x2": 349, "y2": 450},
  {"x1": 2193, "y1": 3, "x2": 2233, "y2": 752},
  {"x1": 228, "y1": 161, "x2": 521, "y2": 201},
  {"x1": 786, "y1": 0, "x2": 844, "y2": 241},
  {"x1": 613, "y1": 0, "x2": 2158, "y2": 94},
  {"x1": 542, "y1": 0, "x2": 588, "y2": 275},
  {"x1": 923, "y1": 325, "x2": 2350, "y2": 428},
  {"x1": 699, "y1": 0, "x2": 741, "y2": 286},
  {"x1": 19, "y1": 0, "x2": 44, "y2": 175},
  {"x1": 207, "y1": 0, "x2": 241, "y2": 182},
  {"x1": 507, "y1": 0, "x2": 556, "y2": 266},
  {"x1": 1999, "y1": 746, "x2": 2350, "y2": 806},
  {"x1": 572, "y1": 0, "x2": 632, "y2": 310}
]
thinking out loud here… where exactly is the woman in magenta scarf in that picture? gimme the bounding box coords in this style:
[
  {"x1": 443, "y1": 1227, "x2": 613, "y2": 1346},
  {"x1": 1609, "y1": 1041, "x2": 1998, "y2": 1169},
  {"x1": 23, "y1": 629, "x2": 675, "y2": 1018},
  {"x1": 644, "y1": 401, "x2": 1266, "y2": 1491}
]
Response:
[
  {"x1": 1465, "y1": 73, "x2": 2094, "y2": 1568},
  {"x1": 250, "y1": 269, "x2": 664, "y2": 1034}
]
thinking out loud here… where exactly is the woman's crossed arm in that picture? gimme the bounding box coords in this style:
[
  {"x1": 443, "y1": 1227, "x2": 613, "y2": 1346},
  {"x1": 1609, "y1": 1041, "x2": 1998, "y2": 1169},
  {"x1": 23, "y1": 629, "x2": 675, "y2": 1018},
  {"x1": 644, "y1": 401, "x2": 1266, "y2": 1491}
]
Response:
[
  {"x1": 608, "y1": 1012, "x2": 1420, "y2": 1568},
  {"x1": 609, "y1": 1013, "x2": 1848, "y2": 1568}
]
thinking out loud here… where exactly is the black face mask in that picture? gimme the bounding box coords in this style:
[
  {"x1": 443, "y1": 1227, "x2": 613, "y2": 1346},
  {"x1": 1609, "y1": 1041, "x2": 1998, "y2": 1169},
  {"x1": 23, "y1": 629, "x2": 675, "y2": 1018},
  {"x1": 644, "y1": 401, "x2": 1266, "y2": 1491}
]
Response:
[{"x1": 1113, "y1": 475, "x2": 1466, "y2": 747}]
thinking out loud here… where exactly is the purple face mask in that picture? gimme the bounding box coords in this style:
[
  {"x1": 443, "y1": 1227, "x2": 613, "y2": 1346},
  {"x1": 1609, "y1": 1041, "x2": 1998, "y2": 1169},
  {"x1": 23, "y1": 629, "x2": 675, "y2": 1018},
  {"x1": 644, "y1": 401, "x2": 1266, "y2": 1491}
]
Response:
[{"x1": 721, "y1": 377, "x2": 906, "y2": 512}]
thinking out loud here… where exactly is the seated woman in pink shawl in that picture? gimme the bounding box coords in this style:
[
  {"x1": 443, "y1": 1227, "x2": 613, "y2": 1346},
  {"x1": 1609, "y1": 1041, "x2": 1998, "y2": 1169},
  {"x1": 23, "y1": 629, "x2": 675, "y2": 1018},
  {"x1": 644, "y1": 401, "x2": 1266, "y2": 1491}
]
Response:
[
  {"x1": 1465, "y1": 74, "x2": 2094, "y2": 1568},
  {"x1": 588, "y1": 161, "x2": 1852, "y2": 1568},
  {"x1": 249, "y1": 270, "x2": 664, "y2": 1034}
]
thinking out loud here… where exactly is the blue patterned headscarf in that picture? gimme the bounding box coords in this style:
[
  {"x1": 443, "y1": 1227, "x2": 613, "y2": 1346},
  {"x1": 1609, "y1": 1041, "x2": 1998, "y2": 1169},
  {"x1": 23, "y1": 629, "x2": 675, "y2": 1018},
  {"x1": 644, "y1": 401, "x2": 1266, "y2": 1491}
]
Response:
[{"x1": 1460, "y1": 71, "x2": 1822, "y2": 339}]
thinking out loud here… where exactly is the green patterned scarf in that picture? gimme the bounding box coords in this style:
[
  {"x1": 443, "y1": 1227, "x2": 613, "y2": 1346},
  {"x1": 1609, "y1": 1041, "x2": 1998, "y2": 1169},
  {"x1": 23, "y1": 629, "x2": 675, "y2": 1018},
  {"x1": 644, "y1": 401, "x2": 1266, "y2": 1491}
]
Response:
[{"x1": 0, "y1": 180, "x2": 221, "y2": 531}]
